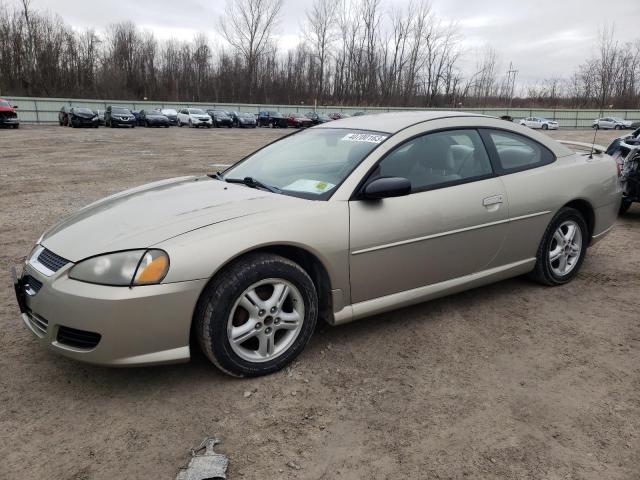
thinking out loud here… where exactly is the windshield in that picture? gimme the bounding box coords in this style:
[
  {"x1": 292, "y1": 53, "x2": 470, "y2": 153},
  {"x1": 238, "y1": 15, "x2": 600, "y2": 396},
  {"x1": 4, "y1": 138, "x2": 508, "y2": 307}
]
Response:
[
  {"x1": 162, "y1": 109, "x2": 177, "y2": 115},
  {"x1": 269, "y1": 111, "x2": 283, "y2": 118},
  {"x1": 189, "y1": 108, "x2": 205, "y2": 114},
  {"x1": 75, "y1": 108, "x2": 94, "y2": 115},
  {"x1": 212, "y1": 110, "x2": 228, "y2": 116},
  {"x1": 223, "y1": 128, "x2": 388, "y2": 200},
  {"x1": 112, "y1": 107, "x2": 130, "y2": 114},
  {"x1": 240, "y1": 113, "x2": 254, "y2": 118},
  {"x1": 0, "y1": 100, "x2": 9, "y2": 107}
]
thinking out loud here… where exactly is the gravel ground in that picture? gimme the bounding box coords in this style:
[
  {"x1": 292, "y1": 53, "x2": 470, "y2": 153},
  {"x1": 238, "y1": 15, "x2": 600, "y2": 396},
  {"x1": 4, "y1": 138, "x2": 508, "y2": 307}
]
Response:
[{"x1": 0, "y1": 125, "x2": 638, "y2": 480}]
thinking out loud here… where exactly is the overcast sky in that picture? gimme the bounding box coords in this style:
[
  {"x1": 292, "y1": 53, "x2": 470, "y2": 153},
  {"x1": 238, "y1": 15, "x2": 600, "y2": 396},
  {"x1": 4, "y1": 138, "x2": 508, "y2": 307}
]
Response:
[{"x1": 6, "y1": 0, "x2": 640, "y2": 88}]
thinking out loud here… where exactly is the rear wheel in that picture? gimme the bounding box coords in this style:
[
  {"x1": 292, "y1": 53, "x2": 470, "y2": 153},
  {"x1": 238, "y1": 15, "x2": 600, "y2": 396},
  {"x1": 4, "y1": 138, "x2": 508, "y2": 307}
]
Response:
[
  {"x1": 542, "y1": 124, "x2": 548, "y2": 130},
  {"x1": 619, "y1": 200, "x2": 632, "y2": 214},
  {"x1": 195, "y1": 253, "x2": 318, "y2": 377},
  {"x1": 529, "y1": 207, "x2": 588, "y2": 286},
  {"x1": 615, "y1": 125, "x2": 622, "y2": 130}
]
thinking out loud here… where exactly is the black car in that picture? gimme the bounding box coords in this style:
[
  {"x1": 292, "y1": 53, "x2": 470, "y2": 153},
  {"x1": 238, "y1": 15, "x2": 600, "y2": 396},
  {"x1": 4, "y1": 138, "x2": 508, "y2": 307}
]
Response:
[
  {"x1": 160, "y1": 108, "x2": 179, "y2": 126},
  {"x1": 105, "y1": 106, "x2": 136, "y2": 128},
  {"x1": 67, "y1": 107, "x2": 100, "y2": 128},
  {"x1": 139, "y1": 109, "x2": 170, "y2": 127},
  {"x1": 257, "y1": 111, "x2": 288, "y2": 128},
  {"x1": 306, "y1": 112, "x2": 332, "y2": 125},
  {"x1": 58, "y1": 106, "x2": 71, "y2": 126},
  {"x1": 230, "y1": 111, "x2": 257, "y2": 128},
  {"x1": 207, "y1": 110, "x2": 233, "y2": 128}
]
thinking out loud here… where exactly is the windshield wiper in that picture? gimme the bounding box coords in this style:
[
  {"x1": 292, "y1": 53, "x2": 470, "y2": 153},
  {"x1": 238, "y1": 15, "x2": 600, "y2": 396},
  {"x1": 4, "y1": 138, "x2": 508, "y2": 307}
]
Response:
[
  {"x1": 226, "y1": 176, "x2": 281, "y2": 193},
  {"x1": 207, "y1": 171, "x2": 226, "y2": 181}
]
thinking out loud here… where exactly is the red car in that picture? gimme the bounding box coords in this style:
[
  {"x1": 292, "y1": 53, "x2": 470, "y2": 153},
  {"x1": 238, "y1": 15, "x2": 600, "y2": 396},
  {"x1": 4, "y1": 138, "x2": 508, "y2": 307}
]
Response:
[
  {"x1": 287, "y1": 113, "x2": 313, "y2": 128},
  {"x1": 0, "y1": 98, "x2": 19, "y2": 129}
]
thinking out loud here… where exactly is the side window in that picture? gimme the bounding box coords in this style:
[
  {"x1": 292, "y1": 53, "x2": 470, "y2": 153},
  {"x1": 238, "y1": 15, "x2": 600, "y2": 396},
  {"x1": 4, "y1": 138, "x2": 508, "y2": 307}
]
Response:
[
  {"x1": 374, "y1": 129, "x2": 493, "y2": 192},
  {"x1": 484, "y1": 129, "x2": 555, "y2": 173}
]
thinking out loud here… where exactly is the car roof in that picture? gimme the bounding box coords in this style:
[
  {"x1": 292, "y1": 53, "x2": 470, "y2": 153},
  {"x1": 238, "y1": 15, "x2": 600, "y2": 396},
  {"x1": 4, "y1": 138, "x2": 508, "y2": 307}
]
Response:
[{"x1": 314, "y1": 111, "x2": 485, "y2": 134}]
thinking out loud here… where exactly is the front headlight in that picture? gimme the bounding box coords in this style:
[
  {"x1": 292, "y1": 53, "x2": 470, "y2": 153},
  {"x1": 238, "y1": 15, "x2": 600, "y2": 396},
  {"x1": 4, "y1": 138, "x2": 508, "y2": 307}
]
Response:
[{"x1": 69, "y1": 249, "x2": 169, "y2": 286}]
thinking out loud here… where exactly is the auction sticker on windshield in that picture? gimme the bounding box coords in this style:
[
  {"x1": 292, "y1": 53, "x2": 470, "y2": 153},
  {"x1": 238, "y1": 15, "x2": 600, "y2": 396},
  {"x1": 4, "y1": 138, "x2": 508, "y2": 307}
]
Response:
[
  {"x1": 284, "y1": 179, "x2": 336, "y2": 194},
  {"x1": 341, "y1": 133, "x2": 387, "y2": 144}
]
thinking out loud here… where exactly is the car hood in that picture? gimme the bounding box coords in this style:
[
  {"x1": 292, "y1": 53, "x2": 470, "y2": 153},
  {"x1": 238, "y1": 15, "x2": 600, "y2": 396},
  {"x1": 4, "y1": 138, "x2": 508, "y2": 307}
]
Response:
[
  {"x1": 41, "y1": 176, "x2": 301, "y2": 262},
  {"x1": 0, "y1": 105, "x2": 15, "y2": 114},
  {"x1": 74, "y1": 112, "x2": 96, "y2": 119}
]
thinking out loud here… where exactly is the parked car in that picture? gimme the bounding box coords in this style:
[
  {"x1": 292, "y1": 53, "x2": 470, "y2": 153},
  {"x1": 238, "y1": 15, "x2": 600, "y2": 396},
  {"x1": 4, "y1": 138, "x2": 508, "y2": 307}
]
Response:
[
  {"x1": 58, "y1": 106, "x2": 71, "y2": 126},
  {"x1": 13, "y1": 112, "x2": 621, "y2": 377},
  {"x1": 160, "y1": 108, "x2": 179, "y2": 126},
  {"x1": 287, "y1": 113, "x2": 312, "y2": 128},
  {"x1": 207, "y1": 110, "x2": 233, "y2": 128},
  {"x1": 139, "y1": 109, "x2": 170, "y2": 128},
  {"x1": 592, "y1": 117, "x2": 632, "y2": 130},
  {"x1": 306, "y1": 112, "x2": 332, "y2": 125},
  {"x1": 105, "y1": 106, "x2": 136, "y2": 128},
  {"x1": 131, "y1": 110, "x2": 141, "y2": 124},
  {"x1": 328, "y1": 112, "x2": 351, "y2": 120},
  {"x1": 67, "y1": 107, "x2": 99, "y2": 128},
  {"x1": 178, "y1": 108, "x2": 212, "y2": 128},
  {"x1": 257, "y1": 111, "x2": 288, "y2": 128},
  {"x1": 606, "y1": 127, "x2": 640, "y2": 214},
  {"x1": 0, "y1": 98, "x2": 19, "y2": 128},
  {"x1": 93, "y1": 109, "x2": 105, "y2": 126},
  {"x1": 519, "y1": 117, "x2": 559, "y2": 130},
  {"x1": 230, "y1": 111, "x2": 257, "y2": 128}
]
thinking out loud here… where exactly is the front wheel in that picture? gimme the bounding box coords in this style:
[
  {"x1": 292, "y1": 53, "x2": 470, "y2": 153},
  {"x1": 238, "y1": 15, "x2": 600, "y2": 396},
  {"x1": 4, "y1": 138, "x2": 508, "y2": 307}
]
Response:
[
  {"x1": 529, "y1": 207, "x2": 588, "y2": 286},
  {"x1": 542, "y1": 124, "x2": 548, "y2": 130},
  {"x1": 195, "y1": 253, "x2": 318, "y2": 377}
]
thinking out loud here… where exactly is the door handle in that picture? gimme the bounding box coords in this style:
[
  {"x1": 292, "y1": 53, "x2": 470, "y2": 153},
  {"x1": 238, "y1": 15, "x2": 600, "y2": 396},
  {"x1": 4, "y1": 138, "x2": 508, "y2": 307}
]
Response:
[{"x1": 483, "y1": 194, "x2": 504, "y2": 206}]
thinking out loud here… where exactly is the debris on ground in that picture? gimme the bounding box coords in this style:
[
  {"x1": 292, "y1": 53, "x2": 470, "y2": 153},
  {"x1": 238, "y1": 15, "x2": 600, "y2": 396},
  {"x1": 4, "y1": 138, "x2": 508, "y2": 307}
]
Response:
[{"x1": 176, "y1": 437, "x2": 228, "y2": 480}]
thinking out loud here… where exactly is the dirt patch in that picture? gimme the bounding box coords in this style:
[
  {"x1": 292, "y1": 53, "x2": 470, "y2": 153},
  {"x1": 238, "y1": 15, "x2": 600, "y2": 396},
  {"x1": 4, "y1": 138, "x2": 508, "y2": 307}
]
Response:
[{"x1": 0, "y1": 125, "x2": 638, "y2": 479}]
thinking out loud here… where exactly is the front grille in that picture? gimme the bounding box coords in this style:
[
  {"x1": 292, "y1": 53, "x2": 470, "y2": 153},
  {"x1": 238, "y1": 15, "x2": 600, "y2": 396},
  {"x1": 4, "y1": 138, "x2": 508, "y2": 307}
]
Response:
[
  {"x1": 57, "y1": 326, "x2": 101, "y2": 350},
  {"x1": 23, "y1": 275, "x2": 43, "y2": 294},
  {"x1": 26, "y1": 311, "x2": 48, "y2": 337},
  {"x1": 37, "y1": 248, "x2": 70, "y2": 273}
]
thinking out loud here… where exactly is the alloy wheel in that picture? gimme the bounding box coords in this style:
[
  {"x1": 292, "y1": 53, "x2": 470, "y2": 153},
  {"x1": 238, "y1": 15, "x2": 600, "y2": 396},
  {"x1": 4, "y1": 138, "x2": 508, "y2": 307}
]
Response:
[
  {"x1": 227, "y1": 278, "x2": 304, "y2": 363},
  {"x1": 548, "y1": 220, "x2": 582, "y2": 277}
]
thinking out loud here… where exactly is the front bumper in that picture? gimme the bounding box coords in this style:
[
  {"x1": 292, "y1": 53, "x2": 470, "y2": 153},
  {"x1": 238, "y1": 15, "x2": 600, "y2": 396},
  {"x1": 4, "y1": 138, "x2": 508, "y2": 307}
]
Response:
[
  {"x1": 15, "y1": 260, "x2": 207, "y2": 366},
  {"x1": 111, "y1": 118, "x2": 136, "y2": 126},
  {"x1": 0, "y1": 117, "x2": 19, "y2": 125},
  {"x1": 191, "y1": 118, "x2": 212, "y2": 126}
]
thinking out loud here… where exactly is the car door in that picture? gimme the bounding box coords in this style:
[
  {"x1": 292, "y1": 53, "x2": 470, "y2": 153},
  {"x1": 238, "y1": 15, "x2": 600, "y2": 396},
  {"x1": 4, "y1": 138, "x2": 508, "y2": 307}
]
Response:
[
  {"x1": 348, "y1": 128, "x2": 509, "y2": 303},
  {"x1": 479, "y1": 128, "x2": 557, "y2": 266},
  {"x1": 602, "y1": 117, "x2": 613, "y2": 129}
]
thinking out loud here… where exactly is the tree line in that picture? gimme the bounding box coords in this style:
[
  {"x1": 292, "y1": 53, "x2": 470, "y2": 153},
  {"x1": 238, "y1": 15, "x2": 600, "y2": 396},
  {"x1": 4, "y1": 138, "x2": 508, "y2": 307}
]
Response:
[{"x1": 1, "y1": 0, "x2": 639, "y2": 109}]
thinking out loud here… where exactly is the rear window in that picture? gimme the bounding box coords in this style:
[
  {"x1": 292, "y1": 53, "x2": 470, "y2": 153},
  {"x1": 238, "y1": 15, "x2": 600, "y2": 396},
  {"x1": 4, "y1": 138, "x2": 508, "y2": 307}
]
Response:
[{"x1": 483, "y1": 130, "x2": 555, "y2": 173}]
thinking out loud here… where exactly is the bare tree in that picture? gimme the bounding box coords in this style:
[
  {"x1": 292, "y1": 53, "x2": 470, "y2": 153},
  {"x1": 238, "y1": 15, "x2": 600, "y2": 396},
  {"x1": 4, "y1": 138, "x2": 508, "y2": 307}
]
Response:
[
  {"x1": 219, "y1": 0, "x2": 283, "y2": 100},
  {"x1": 303, "y1": 0, "x2": 338, "y2": 103}
]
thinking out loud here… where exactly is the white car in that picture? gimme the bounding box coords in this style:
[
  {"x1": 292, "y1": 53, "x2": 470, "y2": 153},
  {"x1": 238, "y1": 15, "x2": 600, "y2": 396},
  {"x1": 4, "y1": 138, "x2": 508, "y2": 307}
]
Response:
[
  {"x1": 592, "y1": 117, "x2": 632, "y2": 130},
  {"x1": 519, "y1": 117, "x2": 559, "y2": 130},
  {"x1": 177, "y1": 108, "x2": 212, "y2": 128}
]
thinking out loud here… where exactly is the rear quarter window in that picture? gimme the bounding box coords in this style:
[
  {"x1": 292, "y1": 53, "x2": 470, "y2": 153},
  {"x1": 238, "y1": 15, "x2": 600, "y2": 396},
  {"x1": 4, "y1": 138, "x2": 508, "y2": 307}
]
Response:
[{"x1": 482, "y1": 129, "x2": 555, "y2": 174}]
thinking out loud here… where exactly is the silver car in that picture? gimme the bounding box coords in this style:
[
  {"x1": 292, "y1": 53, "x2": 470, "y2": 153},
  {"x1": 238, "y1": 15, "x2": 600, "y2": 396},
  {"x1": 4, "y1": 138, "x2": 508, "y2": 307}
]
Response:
[
  {"x1": 14, "y1": 112, "x2": 621, "y2": 376},
  {"x1": 593, "y1": 117, "x2": 632, "y2": 130}
]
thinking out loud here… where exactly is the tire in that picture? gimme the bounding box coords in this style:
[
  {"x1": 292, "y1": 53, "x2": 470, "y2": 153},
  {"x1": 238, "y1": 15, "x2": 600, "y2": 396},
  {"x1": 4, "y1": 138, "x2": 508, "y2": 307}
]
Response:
[
  {"x1": 195, "y1": 253, "x2": 318, "y2": 377},
  {"x1": 594, "y1": 124, "x2": 599, "y2": 130},
  {"x1": 542, "y1": 124, "x2": 548, "y2": 130},
  {"x1": 189, "y1": 120, "x2": 193, "y2": 128},
  {"x1": 615, "y1": 125, "x2": 622, "y2": 130},
  {"x1": 619, "y1": 200, "x2": 632, "y2": 214},
  {"x1": 529, "y1": 207, "x2": 588, "y2": 286},
  {"x1": 13, "y1": 124, "x2": 19, "y2": 129}
]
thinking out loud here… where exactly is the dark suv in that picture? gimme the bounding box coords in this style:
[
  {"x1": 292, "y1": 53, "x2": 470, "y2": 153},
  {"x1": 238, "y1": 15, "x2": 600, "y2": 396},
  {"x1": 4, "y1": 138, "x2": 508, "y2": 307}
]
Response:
[
  {"x1": 257, "y1": 111, "x2": 288, "y2": 128},
  {"x1": 105, "y1": 106, "x2": 136, "y2": 128}
]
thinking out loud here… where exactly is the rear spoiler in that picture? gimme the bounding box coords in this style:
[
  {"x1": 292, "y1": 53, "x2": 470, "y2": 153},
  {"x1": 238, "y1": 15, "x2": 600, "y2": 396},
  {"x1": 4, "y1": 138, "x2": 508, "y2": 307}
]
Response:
[{"x1": 558, "y1": 140, "x2": 606, "y2": 154}]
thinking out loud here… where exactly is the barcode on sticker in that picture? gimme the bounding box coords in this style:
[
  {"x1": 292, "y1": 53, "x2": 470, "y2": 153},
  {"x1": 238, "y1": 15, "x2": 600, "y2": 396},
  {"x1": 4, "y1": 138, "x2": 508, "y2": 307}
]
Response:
[{"x1": 341, "y1": 133, "x2": 387, "y2": 144}]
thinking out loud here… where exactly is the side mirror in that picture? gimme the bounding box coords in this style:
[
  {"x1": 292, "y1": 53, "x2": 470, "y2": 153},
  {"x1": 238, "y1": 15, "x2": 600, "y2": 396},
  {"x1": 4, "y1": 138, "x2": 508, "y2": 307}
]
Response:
[
  {"x1": 362, "y1": 177, "x2": 411, "y2": 200},
  {"x1": 12, "y1": 105, "x2": 18, "y2": 109}
]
